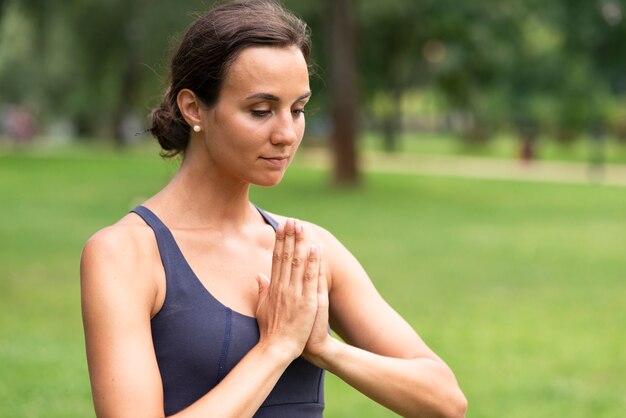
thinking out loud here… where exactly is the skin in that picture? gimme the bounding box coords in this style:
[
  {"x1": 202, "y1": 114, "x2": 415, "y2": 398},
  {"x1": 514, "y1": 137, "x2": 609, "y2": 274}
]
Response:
[{"x1": 81, "y1": 45, "x2": 467, "y2": 418}]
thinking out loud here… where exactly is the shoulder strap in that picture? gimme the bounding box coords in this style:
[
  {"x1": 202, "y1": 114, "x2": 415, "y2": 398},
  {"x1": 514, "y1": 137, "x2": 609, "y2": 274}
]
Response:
[
  {"x1": 254, "y1": 205, "x2": 279, "y2": 231},
  {"x1": 130, "y1": 205, "x2": 178, "y2": 277}
]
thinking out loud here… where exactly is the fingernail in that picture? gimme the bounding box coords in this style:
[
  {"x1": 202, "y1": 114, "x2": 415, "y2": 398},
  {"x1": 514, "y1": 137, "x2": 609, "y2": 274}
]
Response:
[
  {"x1": 309, "y1": 244, "x2": 318, "y2": 257},
  {"x1": 295, "y1": 222, "x2": 303, "y2": 234}
]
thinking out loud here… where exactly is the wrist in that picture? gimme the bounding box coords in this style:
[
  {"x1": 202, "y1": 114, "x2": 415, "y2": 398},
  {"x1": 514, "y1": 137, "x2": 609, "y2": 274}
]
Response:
[
  {"x1": 303, "y1": 337, "x2": 342, "y2": 369},
  {"x1": 256, "y1": 339, "x2": 301, "y2": 366}
]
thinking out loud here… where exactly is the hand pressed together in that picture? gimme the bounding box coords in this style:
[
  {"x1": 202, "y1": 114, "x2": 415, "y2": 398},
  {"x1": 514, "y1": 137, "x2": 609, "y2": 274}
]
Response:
[{"x1": 255, "y1": 219, "x2": 330, "y2": 362}]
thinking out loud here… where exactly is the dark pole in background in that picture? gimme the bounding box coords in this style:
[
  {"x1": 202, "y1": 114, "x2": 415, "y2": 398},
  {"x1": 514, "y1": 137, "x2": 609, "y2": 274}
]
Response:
[{"x1": 329, "y1": 0, "x2": 360, "y2": 185}]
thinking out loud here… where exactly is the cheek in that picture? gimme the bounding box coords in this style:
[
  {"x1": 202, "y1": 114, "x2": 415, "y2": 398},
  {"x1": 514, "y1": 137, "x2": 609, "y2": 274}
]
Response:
[{"x1": 215, "y1": 115, "x2": 262, "y2": 148}]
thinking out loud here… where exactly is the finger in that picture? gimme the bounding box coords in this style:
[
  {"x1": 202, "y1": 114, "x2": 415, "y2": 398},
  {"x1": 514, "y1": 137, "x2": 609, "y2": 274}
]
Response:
[
  {"x1": 255, "y1": 273, "x2": 270, "y2": 317},
  {"x1": 270, "y1": 222, "x2": 286, "y2": 287},
  {"x1": 317, "y1": 248, "x2": 330, "y2": 325},
  {"x1": 278, "y1": 218, "x2": 296, "y2": 289},
  {"x1": 290, "y1": 221, "x2": 307, "y2": 295},
  {"x1": 317, "y1": 246, "x2": 328, "y2": 299},
  {"x1": 256, "y1": 273, "x2": 271, "y2": 295},
  {"x1": 302, "y1": 244, "x2": 320, "y2": 297}
]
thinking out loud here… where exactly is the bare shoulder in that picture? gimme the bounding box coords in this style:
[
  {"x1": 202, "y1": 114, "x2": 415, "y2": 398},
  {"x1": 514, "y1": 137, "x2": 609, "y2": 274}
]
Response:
[
  {"x1": 82, "y1": 213, "x2": 155, "y2": 270},
  {"x1": 80, "y1": 213, "x2": 161, "y2": 313}
]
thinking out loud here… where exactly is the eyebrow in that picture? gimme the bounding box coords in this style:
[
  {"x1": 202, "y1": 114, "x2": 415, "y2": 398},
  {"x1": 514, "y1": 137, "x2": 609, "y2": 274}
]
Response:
[{"x1": 245, "y1": 92, "x2": 312, "y2": 102}]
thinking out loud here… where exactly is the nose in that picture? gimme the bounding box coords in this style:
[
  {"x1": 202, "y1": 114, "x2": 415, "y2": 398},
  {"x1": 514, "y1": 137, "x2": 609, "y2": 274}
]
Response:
[{"x1": 270, "y1": 111, "x2": 299, "y2": 146}]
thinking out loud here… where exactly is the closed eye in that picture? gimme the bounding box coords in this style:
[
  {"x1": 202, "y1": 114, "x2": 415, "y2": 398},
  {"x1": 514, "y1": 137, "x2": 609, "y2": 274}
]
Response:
[{"x1": 251, "y1": 110, "x2": 271, "y2": 118}]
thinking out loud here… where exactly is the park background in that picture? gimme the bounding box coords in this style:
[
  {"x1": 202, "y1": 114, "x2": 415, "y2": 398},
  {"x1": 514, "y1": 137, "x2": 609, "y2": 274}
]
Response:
[{"x1": 1, "y1": 0, "x2": 625, "y2": 417}]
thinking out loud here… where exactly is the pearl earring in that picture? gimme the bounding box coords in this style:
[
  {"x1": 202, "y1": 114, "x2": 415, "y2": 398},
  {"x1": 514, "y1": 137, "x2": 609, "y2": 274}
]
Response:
[{"x1": 193, "y1": 125, "x2": 201, "y2": 133}]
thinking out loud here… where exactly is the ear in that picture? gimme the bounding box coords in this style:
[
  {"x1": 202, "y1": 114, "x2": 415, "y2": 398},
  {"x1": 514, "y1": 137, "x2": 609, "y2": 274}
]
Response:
[{"x1": 176, "y1": 89, "x2": 203, "y2": 129}]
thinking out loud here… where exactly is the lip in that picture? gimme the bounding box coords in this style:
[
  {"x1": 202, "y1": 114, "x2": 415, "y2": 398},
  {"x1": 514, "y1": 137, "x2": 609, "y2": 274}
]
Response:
[{"x1": 260, "y1": 156, "x2": 290, "y2": 167}]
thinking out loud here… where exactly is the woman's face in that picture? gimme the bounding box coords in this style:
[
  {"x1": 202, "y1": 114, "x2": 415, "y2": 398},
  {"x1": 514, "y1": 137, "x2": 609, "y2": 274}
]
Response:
[{"x1": 200, "y1": 45, "x2": 311, "y2": 187}]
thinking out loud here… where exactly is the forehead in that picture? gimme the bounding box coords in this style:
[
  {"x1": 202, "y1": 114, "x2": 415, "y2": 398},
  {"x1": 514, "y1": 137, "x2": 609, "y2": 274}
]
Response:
[{"x1": 221, "y1": 46, "x2": 310, "y2": 98}]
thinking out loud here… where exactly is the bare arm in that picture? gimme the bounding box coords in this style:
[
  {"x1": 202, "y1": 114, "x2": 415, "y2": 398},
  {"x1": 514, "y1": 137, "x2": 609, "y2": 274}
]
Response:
[
  {"x1": 302, "y1": 226, "x2": 467, "y2": 418},
  {"x1": 81, "y1": 219, "x2": 321, "y2": 418}
]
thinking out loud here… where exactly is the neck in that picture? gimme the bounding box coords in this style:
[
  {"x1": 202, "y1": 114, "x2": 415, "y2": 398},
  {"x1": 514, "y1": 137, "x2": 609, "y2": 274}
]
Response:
[{"x1": 145, "y1": 150, "x2": 257, "y2": 231}]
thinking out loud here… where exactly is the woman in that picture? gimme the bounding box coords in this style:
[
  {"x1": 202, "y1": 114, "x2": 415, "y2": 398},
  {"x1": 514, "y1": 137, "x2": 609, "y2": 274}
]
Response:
[{"x1": 80, "y1": 1, "x2": 467, "y2": 417}]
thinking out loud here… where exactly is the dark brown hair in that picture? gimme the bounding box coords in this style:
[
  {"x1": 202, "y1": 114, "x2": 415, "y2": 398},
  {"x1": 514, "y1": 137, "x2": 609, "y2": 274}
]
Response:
[{"x1": 150, "y1": 0, "x2": 311, "y2": 158}]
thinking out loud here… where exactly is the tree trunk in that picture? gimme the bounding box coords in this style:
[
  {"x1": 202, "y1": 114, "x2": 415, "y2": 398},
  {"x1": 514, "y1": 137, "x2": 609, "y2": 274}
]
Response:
[
  {"x1": 112, "y1": 2, "x2": 142, "y2": 146},
  {"x1": 111, "y1": 44, "x2": 139, "y2": 145},
  {"x1": 382, "y1": 88, "x2": 403, "y2": 153},
  {"x1": 515, "y1": 118, "x2": 538, "y2": 165},
  {"x1": 329, "y1": 0, "x2": 359, "y2": 185}
]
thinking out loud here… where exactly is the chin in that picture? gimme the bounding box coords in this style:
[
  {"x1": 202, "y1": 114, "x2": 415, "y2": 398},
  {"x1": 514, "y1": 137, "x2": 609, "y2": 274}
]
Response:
[{"x1": 252, "y1": 173, "x2": 286, "y2": 188}]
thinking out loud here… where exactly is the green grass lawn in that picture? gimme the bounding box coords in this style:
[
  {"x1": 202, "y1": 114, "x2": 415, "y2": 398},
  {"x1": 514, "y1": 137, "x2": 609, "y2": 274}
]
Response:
[{"x1": 1, "y1": 146, "x2": 625, "y2": 417}]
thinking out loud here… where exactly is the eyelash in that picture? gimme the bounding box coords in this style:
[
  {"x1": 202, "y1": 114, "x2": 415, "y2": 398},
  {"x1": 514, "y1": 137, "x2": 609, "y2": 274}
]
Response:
[{"x1": 250, "y1": 109, "x2": 306, "y2": 118}]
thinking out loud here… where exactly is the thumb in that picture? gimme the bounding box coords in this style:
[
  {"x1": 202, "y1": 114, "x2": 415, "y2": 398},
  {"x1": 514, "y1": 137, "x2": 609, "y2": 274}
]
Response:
[{"x1": 256, "y1": 273, "x2": 271, "y2": 295}]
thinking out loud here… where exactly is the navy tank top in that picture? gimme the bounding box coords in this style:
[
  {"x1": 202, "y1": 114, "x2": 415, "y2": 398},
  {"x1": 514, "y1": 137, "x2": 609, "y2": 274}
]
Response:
[{"x1": 131, "y1": 205, "x2": 325, "y2": 417}]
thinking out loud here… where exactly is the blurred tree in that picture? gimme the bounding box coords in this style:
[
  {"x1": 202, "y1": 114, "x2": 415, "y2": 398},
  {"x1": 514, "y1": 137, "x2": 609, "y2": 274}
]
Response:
[
  {"x1": 2, "y1": 0, "x2": 625, "y2": 161},
  {"x1": 2, "y1": 0, "x2": 200, "y2": 141},
  {"x1": 0, "y1": 0, "x2": 8, "y2": 21},
  {"x1": 0, "y1": 3, "x2": 39, "y2": 104},
  {"x1": 328, "y1": 0, "x2": 360, "y2": 185},
  {"x1": 357, "y1": 0, "x2": 433, "y2": 152},
  {"x1": 426, "y1": 0, "x2": 504, "y2": 143},
  {"x1": 425, "y1": 0, "x2": 614, "y2": 159},
  {"x1": 505, "y1": 2, "x2": 563, "y2": 159},
  {"x1": 558, "y1": 0, "x2": 626, "y2": 141}
]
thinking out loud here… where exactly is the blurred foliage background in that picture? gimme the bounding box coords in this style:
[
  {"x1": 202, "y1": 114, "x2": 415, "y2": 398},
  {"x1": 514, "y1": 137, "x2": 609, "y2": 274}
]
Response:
[
  {"x1": 1, "y1": 0, "x2": 625, "y2": 417},
  {"x1": 2, "y1": 0, "x2": 626, "y2": 162}
]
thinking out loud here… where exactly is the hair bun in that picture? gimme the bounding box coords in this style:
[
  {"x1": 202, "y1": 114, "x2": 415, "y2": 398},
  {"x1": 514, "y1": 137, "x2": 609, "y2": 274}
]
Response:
[{"x1": 150, "y1": 99, "x2": 189, "y2": 158}]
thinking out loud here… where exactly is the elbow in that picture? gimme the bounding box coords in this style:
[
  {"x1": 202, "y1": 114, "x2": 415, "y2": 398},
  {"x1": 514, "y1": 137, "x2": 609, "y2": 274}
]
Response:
[
  {"x1": 399, "y1": 359, "x2": 468, "y2": 418},
  {"x1": 437, "y1": 379, "x2": 468, "y2": 418},
  {"x1": 436, "y1": 376, "x2": 467, "y2": 418},
  {"x1": 407, "y1": 389, "x2": 467, "y2": 418},
  {"x1": 423, "y1": 366, "x2": 468, "y2": 418},
  {"x1": 405, "y1": 381, "x2": 467, "y2": 418},
  {"x1": 439, "y1": 363, "x2": 468, "y2": 418},
  {"x1": 446, "y1": 388, "x2": 468, "y2": 418},
  {"x1": 419, "y1": 387, "x2": 466, "y2": 418}
]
